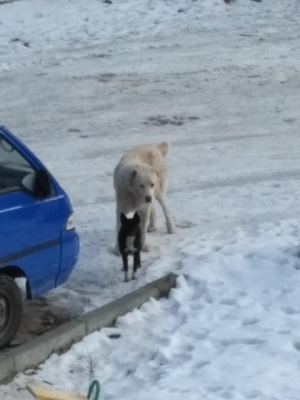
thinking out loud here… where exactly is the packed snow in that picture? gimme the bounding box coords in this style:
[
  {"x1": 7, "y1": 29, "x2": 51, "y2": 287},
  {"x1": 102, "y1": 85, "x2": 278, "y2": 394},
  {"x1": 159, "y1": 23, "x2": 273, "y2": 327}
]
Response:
[
  {"x1": 1, "y1": 0, "x2": 300, "y2": 398},
  {"x1": 0, "y1": 0, "x2": 299, "y2": 72}
]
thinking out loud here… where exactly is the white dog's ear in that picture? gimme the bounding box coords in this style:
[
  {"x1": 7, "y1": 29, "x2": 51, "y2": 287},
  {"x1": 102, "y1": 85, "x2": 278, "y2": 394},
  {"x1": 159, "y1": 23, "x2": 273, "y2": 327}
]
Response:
[{"x1": 130, "y1": 169, "x2": 137, "y2": 182}]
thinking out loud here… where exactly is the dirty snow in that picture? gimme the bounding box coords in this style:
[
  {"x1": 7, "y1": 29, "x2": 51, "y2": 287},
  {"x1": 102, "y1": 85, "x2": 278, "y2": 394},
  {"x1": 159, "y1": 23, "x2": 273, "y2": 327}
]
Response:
[{"x1": 1, "y1": 0, "x2": 300, "y2": 398}]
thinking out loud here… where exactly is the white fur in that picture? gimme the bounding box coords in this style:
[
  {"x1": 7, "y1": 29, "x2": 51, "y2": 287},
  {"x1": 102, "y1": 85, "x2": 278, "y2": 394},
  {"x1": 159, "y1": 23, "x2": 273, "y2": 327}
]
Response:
[
  {"x1": 125, "y1": 236, "x2": 137, "y2": 254},
  {"x1": 114, "y1": 142, "x2": 175, "y2": 255}
]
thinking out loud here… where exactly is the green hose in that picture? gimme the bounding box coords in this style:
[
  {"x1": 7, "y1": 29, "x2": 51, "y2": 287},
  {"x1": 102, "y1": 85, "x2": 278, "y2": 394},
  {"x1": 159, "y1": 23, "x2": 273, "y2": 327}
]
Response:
[{"x1": 87, "y1": 380, "x2": 101, "y2": 400}]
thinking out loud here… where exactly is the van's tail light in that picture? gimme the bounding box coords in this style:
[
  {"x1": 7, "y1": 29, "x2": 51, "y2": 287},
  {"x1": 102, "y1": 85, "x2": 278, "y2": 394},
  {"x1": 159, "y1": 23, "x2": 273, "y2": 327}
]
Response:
[{"x1": 66, "y1": 212, "x2": 75, "y2": 230}]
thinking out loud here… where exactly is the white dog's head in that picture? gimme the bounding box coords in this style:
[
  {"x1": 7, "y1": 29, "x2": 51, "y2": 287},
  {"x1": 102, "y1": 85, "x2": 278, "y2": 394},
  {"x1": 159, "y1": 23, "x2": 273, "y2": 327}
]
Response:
[{"x1": 130, "y1": 166, "x2": 158, "y2": 204}]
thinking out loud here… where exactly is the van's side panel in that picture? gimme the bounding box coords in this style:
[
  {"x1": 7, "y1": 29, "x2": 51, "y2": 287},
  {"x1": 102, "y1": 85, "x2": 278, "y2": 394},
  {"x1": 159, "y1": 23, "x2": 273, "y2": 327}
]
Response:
[
  {"x1": 55, "y1": 194, "x2": 80, "y2": 286},
  {"x1": 0, "y1": 192, "x2": 61, "y2": 298},
  {"x1": 56, "y1": 229, "x2": 79, "y2": 287},
  {"x1": 0, "y1": 125, "x2": 79, "y2": 297}
]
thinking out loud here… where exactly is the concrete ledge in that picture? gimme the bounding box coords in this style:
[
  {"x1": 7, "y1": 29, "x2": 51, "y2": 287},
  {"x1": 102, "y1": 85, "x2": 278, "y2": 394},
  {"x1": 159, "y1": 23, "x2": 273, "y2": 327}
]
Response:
[
  {"x1": 78, "y1": 286, "x2": 160, "y2": 334},
  {"x1": 6, "y1": 320, "x2": 86, "y2": 373},
  {"x1": 145, "y1": 273, "x2": 177, "y2": 297},
  {"x1": 0, "y1": 354, "x2": 14, "y2": 382},
  {"x1": 0, "y1": 273, "x2": 177, "y2": 382}
]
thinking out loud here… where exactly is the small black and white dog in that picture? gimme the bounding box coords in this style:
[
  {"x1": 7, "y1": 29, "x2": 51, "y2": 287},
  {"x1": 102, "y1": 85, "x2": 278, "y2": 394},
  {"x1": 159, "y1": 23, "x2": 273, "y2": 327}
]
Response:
[{"x1": 118, "y1": 212, "x2": 142, "y2": 282}]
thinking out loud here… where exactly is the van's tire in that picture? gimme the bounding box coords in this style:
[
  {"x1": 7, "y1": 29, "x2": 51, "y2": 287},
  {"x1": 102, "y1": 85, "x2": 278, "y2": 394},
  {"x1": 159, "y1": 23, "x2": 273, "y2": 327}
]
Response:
[{"x1": 0, "y1": 275, "x2": 23, "y2": 349}]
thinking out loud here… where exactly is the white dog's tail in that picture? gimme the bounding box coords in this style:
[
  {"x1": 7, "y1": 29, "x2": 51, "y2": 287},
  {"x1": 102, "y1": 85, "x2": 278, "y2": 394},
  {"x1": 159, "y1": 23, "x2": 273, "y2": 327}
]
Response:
[{"x1": 157, "y1": 142, "x2": 170, "y2": 158}]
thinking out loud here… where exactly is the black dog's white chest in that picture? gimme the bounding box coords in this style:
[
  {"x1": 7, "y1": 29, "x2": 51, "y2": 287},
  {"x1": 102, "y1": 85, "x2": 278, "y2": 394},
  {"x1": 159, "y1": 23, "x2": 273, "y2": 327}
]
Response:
[{"x1": 125, "y1": 236, "x2": 137, "y2": 254}]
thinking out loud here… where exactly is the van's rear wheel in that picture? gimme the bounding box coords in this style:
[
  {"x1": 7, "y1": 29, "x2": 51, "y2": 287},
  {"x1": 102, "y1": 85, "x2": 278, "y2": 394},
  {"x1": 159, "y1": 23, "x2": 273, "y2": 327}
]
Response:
[{"x1": 0, "y1": 275, "x2": 22, "y2": 349}]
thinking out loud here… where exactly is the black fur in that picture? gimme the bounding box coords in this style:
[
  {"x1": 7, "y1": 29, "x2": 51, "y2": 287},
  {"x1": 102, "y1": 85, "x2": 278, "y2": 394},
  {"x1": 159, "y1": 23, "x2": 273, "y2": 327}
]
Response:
[{"x1": 118, "y1": 212, "x2": 142, "y2": 281}]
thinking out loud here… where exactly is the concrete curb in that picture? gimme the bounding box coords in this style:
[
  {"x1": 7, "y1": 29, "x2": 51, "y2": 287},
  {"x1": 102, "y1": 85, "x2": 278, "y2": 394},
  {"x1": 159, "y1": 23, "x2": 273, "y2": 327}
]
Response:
[{"x1": 0, "y1": 273, "x2": 177, "y2": 382}]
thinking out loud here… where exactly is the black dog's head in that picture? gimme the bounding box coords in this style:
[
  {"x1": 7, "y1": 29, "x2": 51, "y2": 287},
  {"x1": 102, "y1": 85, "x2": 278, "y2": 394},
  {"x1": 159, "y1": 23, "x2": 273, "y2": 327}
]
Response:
[{"x1": 120, "y1": 212, "x2": 140, "y2": 236}]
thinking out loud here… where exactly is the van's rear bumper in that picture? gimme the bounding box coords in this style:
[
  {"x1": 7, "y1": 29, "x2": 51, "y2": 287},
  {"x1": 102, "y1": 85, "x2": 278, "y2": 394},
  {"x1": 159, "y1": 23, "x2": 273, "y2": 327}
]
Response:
[{"x1": 56, "y1": 229, "x2": 79, "y2": 287}]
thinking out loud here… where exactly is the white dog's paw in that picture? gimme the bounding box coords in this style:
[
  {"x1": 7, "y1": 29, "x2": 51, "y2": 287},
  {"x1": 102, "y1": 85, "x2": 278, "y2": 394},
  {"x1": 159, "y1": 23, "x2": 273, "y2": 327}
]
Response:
[
  {"x1": 166, "y1": 221, "x2": 175, "y2": 234},
  {"x1": 142, "y1": 243, "x2": 151, "y2": 252},
  {"x1": 147, "y1": 226, "x2": 156, "y2": 233}
]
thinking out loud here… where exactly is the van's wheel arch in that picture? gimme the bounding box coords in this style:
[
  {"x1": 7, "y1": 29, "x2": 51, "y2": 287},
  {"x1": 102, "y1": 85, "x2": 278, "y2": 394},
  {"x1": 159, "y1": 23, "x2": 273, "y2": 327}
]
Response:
[{"x1": 0, "y1": 275, "x2": 23, "y2": 349}]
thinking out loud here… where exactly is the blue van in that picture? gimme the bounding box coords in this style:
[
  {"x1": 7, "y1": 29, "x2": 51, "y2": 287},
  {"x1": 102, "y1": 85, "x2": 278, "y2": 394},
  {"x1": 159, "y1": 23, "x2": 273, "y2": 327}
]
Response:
[{"x1": 0, "y1": 125, "x2": 79, "y2": 348}]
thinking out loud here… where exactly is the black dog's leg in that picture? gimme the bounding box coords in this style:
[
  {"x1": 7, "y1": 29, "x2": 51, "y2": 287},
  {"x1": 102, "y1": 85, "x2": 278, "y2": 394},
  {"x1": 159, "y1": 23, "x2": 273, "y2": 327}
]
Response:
[
  {"x1": 136, "y1": 251, "x2": 141, "y2": 269},
  {"x1": 122, "y1": 253, "x2": 129, "y2": 282},
  {"x1": 133, "y1": 252, "x2": 141, "y2": 280}
]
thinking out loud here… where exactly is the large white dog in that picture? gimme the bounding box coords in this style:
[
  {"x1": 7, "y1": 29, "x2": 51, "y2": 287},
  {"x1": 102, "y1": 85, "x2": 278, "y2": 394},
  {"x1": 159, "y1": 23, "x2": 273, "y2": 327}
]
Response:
[{"x1": 113, "y1": 142, "x2": 175, "y2": 254}]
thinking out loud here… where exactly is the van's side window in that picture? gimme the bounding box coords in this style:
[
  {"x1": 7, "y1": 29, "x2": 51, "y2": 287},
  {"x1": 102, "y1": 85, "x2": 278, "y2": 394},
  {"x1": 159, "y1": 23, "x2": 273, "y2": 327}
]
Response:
[{"x1": 0, "y1": 137, "x2": 36, "y2": 194}]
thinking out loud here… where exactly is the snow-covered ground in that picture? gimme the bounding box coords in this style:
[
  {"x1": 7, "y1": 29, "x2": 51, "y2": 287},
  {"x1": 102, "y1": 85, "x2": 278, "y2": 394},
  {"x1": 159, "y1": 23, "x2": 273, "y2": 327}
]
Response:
[
  {"x1": 0, "y1": 0, "x2": 299, "y2": 73},
  {"x1": 5, "y1": 224, "x2": 300, "y2": 399},
  {"x1": 1, "y1": 0, "x2": 300, "y2": 398}
]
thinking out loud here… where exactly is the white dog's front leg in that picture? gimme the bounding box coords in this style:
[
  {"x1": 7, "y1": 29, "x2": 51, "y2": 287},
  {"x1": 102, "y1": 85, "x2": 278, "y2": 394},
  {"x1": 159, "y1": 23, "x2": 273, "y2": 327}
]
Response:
[
  {"x1": 147, "y1": 205, "x2": 156, "y2": 232},
  {"x1": 114, "y1": 207, "x2": 121, "y2": 256},
  {"x1": 157, "y1": 194, "x2": 175, "y2": 234},
  {"x1": 139, "y1": 205, "x2": 151, "y2": 252}
]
